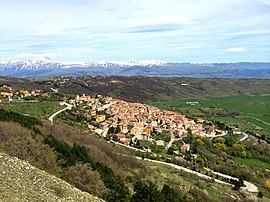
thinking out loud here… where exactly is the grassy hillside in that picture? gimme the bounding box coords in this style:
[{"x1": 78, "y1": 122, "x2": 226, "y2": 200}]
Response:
[
  {"x1": 232, "y1": 157, "x2": 270, "y2": 170},
  {"x1": 0, "y1": 152, "x2": 103, "y2": 202},
  {"x1": 3, "y1": 101, "x2": 63, "y2": 118},
  {"x1": 0, "y1": 114, "x2": 266, "y2": 201}
]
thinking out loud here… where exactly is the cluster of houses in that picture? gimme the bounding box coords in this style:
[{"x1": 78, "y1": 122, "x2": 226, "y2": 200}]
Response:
[
  {"x1": 0, "y1": 84, "x2": 49, "y2": 101},
  {"x1": 70, "y1": 94, "x2": 219, "y2": 149}
]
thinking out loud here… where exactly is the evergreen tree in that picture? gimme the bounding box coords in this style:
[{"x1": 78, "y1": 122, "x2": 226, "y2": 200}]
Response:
[
  {"x1": 161, "y1": 184, "x2": 186, "y2": 202},
  {"x1": 132, "y1": 181, "x2": 162, "y2": 202}
]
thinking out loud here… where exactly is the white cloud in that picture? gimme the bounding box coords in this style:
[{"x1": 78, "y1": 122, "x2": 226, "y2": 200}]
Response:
[
  {"x1": 176, "y1": 44, "x2": 202, "y2": 50},
  {"x1": 131, "y1": 16, "x2": 191, "y2": 27},
  {"x1": 223, "y1": 29, "x2": 270, "y2": 36},
  {"x1": 226, "y1": 47, "x2": 246, "y2": 52},
  {"x1": 263, "y1": 0, "x2": 270, "y2": 5},
  {"x1": 0, "y1": 0, "x2": 269, "y2": 62},
  {"x1": 15, "y1": 52, "x2": 63, "y2": 58}
]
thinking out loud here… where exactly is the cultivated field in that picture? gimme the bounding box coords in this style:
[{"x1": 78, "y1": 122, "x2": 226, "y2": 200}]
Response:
[{"x1": 149, "y1": 95, "x2": 270, "y2": 137}]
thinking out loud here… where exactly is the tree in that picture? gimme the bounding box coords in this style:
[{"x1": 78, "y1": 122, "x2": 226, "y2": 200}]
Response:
[
  {"x1": 258, "y1": 191, "x2": 263, "y2": 198},
  {"x1": 64, "y1": 163, "x2": 108, "y2": 198},
  {"x1": 167, "y1": 147, "x2": 174, "y2": 155},
  {"x1": 131, "y1": 181, "x2": 162, "y2": 202},
  {"x1": 231, "y1": 178, "x2": 244, "y2": 191},
  {"x1": 266, "y1": 179, "x2": 270, "y2": 189},
  {"x1": 44, "y1": 135, "x2": 131, "y2": 202},
  {"x1": 2, "y1": 133, "x2": 61, "y2": 176},
  {"x1": 213, "y1": 137, "x2": 225, "y2": 144},
  {"x1": 161, "y1": 184, "x2": 185, "y2": 202},
  {"x1": 232, "y1": 143, "x2": 247, "y2": 158}
]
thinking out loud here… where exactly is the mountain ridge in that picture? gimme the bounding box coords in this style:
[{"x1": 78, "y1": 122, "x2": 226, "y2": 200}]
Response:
[{"x1": 0, "y1": 58, "x2": 269, "y2": 78}]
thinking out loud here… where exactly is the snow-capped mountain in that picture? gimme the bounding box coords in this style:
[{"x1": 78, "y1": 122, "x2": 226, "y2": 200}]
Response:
[
  {"x1": 0, "y1": 58, "x2": 269, "y2": 78},
  {"x1": 0, "y1": 58, "x2": 166, "y2": 70},
  {"x1": 93, "y1": 59, "x2": 167, "y2": 67}
]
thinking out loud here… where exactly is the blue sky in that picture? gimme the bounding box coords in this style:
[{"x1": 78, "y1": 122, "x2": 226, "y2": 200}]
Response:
[{"x1": 0, "y1": 0, "x2": 269, "y2": 62}]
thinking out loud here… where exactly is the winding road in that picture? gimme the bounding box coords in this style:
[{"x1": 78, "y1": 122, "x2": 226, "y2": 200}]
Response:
[
  {"x1": 238, "y1": 132, "x2": 249, "y2": 142},
  {"x1": 137, "y1": 157, "x2": 258, "y2": 193},
  {"x1": 204, "y1": 168, "x2": 258, "y2": 193},
  {"x1": 207, "y1": 131, "x2": 228, "y2": 140},
  {"x1": 110, "y1": 140, "x2": 146, "y2": 153},
  {"x1": 111, "y1": 140, "x2": 258, "y2": 193},
  {"x1": 49, "y1": 102, "x2": 72, "y2": 123},
  {"x1": 110, "y1": 137, "x2": 258, "y2": 193},
  {"x1": 137, "y1": 157, "x2": 230, "y2": 184}
]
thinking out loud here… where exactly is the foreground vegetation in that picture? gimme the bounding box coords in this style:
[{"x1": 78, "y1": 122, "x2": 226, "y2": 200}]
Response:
[
  {"x1": 0, "y1": 108, "x2": 266, "y2": 201},
  {"x1": 0, "y1": 152, "x2": 102, "y2": 202}
]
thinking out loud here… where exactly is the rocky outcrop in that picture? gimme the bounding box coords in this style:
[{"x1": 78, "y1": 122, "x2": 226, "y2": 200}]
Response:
[{"x1": 0, "y1": 152, "x2": 104, "y2": 202}]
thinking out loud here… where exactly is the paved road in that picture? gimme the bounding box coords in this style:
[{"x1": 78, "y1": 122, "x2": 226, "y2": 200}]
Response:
[
  {"x1": 49, "y1": 102, "x2": 72, "y2": 123},
  {"x1": 204, "y1": 168, "x2": 258, "y2": 193},
  {"x1": 139, "y1": 157, "x2": 258, "y2": 193},
  {"x1": 113, "y1": 140, "x2": 258, "y2": 193},
  {"x1": 137, "y1": 157, "x2": 230, "y2": 185},
  {"x1": 238, "y1": 132, "x2": 249, "y2": 142},
  {"x1": 207, "y1": 131, "x2": 228, "y2": 140},
  {"x1": 110, "y1": 140, "x2": 146, "y2": 153}
]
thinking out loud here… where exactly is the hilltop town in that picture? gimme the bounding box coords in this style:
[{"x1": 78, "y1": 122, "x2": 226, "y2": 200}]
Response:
[{"x1": 69, "y1": 94, "x2": 223, "y2": 152}]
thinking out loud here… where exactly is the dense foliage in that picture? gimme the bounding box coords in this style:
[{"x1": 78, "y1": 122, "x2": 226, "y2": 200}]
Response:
[
  {"x1": 44, "y1": 135, "x2": 131, "y2": 201},
  {"x1": 0, "y1": 108, "x2": 42, "y2": 128},
  {"x1": 131, "y1": 181, "x2": 186, "y2": 202}
]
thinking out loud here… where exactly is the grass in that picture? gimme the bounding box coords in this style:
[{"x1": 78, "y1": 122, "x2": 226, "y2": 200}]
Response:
[
  {"x1": 3, "y1": 101, "x2": 64, "y2": 118},
  {"x1": 232, "y1": 157, "x2": 270, "y2": 170},
  {"x1": 200, "y1": 95, "x2": 270, "y2": 115},
  {"x1": 0, "y1": 152, "x2": 101, "y2": 202},
  {"x1": 140, "y1": 160, "x2": 235, "y2": 201},
  {"x1": 213, "y1": 117, "x2": 254, "y2": 130},
  {"x1": 149, "y1": 95, "x2": 270, "y2": 136}
]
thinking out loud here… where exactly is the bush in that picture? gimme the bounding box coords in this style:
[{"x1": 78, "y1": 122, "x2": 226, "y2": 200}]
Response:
[
  {"x1": 258, "y1": 191, "x2": 264, "y2": 198},
  {"x1": 63, "y1": 164, "x2": 108, "y2": 198}
]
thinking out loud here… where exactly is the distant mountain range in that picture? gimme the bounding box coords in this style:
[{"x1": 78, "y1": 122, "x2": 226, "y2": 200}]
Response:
[{"x1": 0, "y1": 57, "x2": 269, "y2": 78}]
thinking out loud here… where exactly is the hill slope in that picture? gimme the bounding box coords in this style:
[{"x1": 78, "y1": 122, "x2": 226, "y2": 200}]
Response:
[
  {"x1": 0, "y1": 152, "x2": 103, "y2": 202},
  {"x1": 2, "y1": 76, "x2": 270, "y2": 102}
]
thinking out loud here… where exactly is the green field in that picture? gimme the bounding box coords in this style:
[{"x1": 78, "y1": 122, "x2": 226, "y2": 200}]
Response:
[
  {"x1": 2, "y1": 101, "x2": 64, "y2": 118},
  {"x1": 232, "y1": 157, "x2": 270, "y2": 170},
  {"x1": 149, "y1": 95, "x2": 270, "y2": 136}
]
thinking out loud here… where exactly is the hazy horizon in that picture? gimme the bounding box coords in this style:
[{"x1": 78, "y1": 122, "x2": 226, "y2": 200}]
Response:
[{"x1": 1, "y1": 57, "x2": 270, "y2": 64}]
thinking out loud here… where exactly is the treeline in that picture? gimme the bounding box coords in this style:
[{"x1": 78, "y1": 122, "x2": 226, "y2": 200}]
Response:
[
  {"x1": 44, "y1": 135, "x2": 130, "y2": 201},
  {"x1": 0, "y1": 108, "x2": 42, "y2": 129},
  {"x1": 39, "y1": 122, "x2": 143, "y2": 178},
  {"x1": 43, "y1": 134, "x2": 189, "y2": 201},
  {"x1": 131, "y1": 181, "x2": 186, "y2": 202}
]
